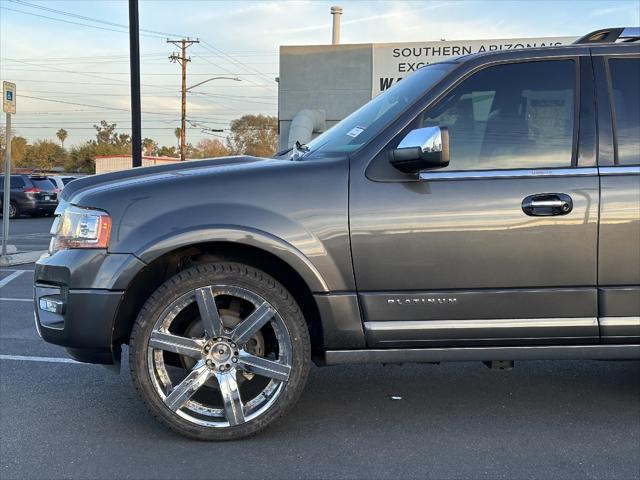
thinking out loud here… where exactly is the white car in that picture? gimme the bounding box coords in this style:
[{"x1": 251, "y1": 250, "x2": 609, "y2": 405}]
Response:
[{"x1": 48, "y1": 175, "x2": 77, "y2": 193}]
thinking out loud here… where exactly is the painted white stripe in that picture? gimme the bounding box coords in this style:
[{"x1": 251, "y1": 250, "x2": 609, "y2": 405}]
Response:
[
  {"x1": 0, "y1": 270, "x2": 26, "y2": 288},
  {"x1": 0, "y1": 354, "x2": 82, "y2": 364},
  {"x1": 0, "y1": 297, "x2": 32, "y2": 302}
]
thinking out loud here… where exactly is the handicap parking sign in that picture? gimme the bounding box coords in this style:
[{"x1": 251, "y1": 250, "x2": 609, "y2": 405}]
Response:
[{"x1": 3, "y1": 81, "x2": 16, "y2": 114}]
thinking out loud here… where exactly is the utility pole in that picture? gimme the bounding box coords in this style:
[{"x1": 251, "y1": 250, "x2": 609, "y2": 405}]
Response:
[{"x1": 168, "y1": 38, "x2": 199, "y2": 161}]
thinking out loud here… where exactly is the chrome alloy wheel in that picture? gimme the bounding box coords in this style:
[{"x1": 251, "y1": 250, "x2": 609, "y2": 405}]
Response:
[{"x1": 146, "y1": 285, "x2": 293, "y2": 427}]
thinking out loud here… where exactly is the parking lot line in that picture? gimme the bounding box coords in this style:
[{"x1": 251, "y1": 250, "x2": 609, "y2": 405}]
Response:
[
  {"x1": 0, "y1": 297, "x2": 32, "y2": 302},
  {"x1": 0, "y1": 270, "x2": 26, "y2": 288},
  {"x1": 0, "y1": 354, "x2": 82, "y2": 364}
]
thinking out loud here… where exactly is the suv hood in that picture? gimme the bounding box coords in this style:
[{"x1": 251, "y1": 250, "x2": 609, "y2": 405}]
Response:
[{"x1": 62, "y1": 156, "x2": 265, "y2": 202}]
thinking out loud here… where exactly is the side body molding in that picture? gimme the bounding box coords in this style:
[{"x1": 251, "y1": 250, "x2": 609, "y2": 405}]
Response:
[{"x1": 135, "y1": 225, "x2": 330, "y2": 293}]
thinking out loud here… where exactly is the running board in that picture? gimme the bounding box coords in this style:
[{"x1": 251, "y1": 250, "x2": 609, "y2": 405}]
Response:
[{"x1": 323, "y1": 344, "x2": 640, "y2": 365}]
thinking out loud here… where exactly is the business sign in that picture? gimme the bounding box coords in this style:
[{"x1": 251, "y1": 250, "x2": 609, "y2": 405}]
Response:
[
  {"x1": 372, "y1": 36, "x2": 577, "y2": 96},
  {"x1": 3, "y1": 81, "x2": 16, "y2": 114}
]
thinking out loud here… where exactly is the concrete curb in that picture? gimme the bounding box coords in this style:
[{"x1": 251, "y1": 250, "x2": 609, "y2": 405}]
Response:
[{"x1": 0, "y1": 250, "x2": 46, "y2": 266}]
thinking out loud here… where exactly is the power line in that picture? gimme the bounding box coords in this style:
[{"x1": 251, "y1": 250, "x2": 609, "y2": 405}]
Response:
[
  {"x1": 0, "y1": 6, "x2": 162, "y2": 38},
  {"x1": 2, "y1": 68, "x2": 278, "y2": 76},
  {"x1": 9, "y1": 0, "x2": 188, "y2": 38},
  {"x1": 199, "y1": 41, "x2": 277, "y2": 86},
  {"x1": 20, "y1": 94, "x2": 180, "y2": 117},
  {"x1": 8, "y1": 78, "x2": 273, "y2": 88}
]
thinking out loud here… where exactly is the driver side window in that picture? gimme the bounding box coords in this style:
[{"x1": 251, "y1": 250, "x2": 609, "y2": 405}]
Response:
[{"x1": 421, "y1": 60, "x2": 576, "y2": 171}]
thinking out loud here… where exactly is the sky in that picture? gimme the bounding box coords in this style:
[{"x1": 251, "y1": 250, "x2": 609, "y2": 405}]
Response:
[{"x1": 1, "y1": 0, "x2": 638, "y2": 149}]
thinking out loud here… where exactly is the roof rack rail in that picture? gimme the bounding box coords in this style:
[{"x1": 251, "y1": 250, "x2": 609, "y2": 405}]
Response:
[{"x1": 574, "y1": 27, "x2": 640, "y2": 44}]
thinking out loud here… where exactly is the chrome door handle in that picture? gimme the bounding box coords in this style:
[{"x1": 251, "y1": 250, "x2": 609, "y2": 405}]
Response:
[{"x1": 522, "y1": 193, "x2": 573, "y2": 216}]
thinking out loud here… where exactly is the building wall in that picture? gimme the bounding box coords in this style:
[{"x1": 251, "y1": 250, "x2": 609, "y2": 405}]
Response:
[
  {"x1": 95, "y1": 156, "x2": 183, "y2": 175},
  {"x1": 278, "y1": 44, "x2": 373, "y2": 150}
]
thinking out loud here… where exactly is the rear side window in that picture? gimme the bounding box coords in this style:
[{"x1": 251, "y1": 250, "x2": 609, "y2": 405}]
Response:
[
  {"x1": 609, "y1": 58, "x2": 640, "y2": 166},
  {"x1": 10, "y1": 176, "x2": 26, "y2": 189},
  {"x1": 61, "y1": 177, "x2": 76, "y2": 185},
  {"x1": 421, "y1": 60, "x2": 576, "y2": 171},
  {"x1": 31, "y1": 178, "x2": 56, "y2": 190}
]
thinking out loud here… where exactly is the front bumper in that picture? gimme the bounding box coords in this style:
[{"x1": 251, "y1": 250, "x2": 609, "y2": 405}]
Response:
[
  {"x1": 34, "y1": 286, "x2": 123, "y2": 364},
  {"x1": 34, "y1": 250, "x2": 145, "y2": 364},
  {"x1": 17, "y1": 198, "x2": 57, "y2": 214}
]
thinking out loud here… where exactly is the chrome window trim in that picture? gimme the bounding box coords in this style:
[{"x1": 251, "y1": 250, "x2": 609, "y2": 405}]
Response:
[
  {"x1": 599, "y1": 166, "x2": 640, "y2": 176},
  {"x1": 418, "y1": 167, "x2": 598, "y2": 181}
]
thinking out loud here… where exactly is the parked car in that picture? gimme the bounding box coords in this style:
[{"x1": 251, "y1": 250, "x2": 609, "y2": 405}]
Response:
[
  {"x1": 35, "y1": 28, "x2": 639, "y2": 440},
  {"x1": 48, "y1": 175, "x2": 78, "y2": 193},
  {"x1": 0, "y1": 175, "x2": 58, "y2": 218}
]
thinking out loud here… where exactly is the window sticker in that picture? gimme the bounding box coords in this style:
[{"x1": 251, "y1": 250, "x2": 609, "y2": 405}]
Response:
[{"x1": 346, "y1": 126, "x2": 365, "y2": 138}]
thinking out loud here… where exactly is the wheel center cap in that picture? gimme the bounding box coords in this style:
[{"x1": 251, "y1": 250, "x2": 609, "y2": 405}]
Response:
[{"x1": 210, "y1": 342, "x2": 231, "y2": 362}]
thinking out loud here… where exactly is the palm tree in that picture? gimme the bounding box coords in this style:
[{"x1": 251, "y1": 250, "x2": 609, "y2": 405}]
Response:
[
  {"x1": 174, "y1": 127, "x2": 181, "y2": 149},
  {"x1": 142, "y1": 137, "x2": 156, "y2": 156},
  {"x1": 56, "y1": 128, "x2": 68, "y2": 148}
]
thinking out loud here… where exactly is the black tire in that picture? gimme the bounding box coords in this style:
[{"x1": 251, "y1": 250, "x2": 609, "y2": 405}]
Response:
[
  {"x1": 9, "y1": 202, "x2": 19, "y2": 219},
  {"x1": 129, "y1": 262, "x2": 311, "y2": 440}
]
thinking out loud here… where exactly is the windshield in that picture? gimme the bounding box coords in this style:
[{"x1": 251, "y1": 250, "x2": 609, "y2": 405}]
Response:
[
  {"x1": 301, "y1": 63, "x2": 457, "y2": 157},
  {"x1": 31, "y1": 178, "x2": 56, "y2": 191}
]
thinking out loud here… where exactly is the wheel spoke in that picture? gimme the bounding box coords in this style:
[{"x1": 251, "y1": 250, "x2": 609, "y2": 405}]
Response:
[
  {"x1": 237, "y1": 351, "x2": 291, "y2": 382},
  {"x1": 195, "y1": 287, "x2": 224, "y2": 338},
  {"x1": 164, "y1": 362, "x2": 211, "y2": 411},
  {"x1": 230, "y1": 302, "x2": 275, "y2": 345},
  {"x1": 215, "y1": 371, "x2": 245, "y2": 426},
  {"x1": 149, "y1": 330, "x2": 203, "y2": 359}
]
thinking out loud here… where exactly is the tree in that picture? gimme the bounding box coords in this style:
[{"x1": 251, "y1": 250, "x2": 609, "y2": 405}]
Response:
[
  {"x1": 226, "y1": 114, "x2": 277, "y2": 157},
  {"x1": 142, "y1": 137, "x2": 157, "y2": 156},
  {"x1": 157, "y1": 145, "x2": 178, "y2": 157},
  {"x1": 0, "y1": 135, "x2": 27, "y2": 168},
  {"x1": 20, "y1": 140, "x2": 66, "y2": 170},
  {"x1": 94, "y1": 120, "x2": 117, "y2": 144},
  {"x1": 174, "y1": 127, "x2": 181, "y2": 149},
  {"x1": 56, "y1": 128, "x2": 68, "y2": 148},
  {"x1": 193, "y1": 138, "x2": 230, "y2": 158},
  {"x1": 10, "y1": 136, "x2": 27, "y2": 166}
]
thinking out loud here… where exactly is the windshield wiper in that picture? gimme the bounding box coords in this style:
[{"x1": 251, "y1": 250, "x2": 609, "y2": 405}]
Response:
[{"x1": 290, "y1": 141, "x2": 310, "y2": 161}]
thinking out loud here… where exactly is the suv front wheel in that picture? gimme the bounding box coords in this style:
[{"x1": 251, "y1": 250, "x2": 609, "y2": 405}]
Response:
[{"x1": 129, "y1": 262, "x2": 311, "y2": 440}]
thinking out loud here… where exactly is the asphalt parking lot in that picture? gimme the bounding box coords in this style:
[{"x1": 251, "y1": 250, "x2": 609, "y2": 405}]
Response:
[
  {"x1": 1, "y1": 219, "x2": 639, "y2": 480},
  {"x1": 0, "y1": 216, "x2": 53, "y2": 253}
]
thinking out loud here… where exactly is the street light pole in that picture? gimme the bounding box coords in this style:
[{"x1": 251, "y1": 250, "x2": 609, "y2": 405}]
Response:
[{"x1": 186, "y1": 76, "x2": 241, "y2": 92}]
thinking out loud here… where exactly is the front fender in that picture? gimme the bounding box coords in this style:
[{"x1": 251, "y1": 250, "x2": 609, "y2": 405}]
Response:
[{"x1": 135, "y1": 225, "x2": 330, "y2": 293}]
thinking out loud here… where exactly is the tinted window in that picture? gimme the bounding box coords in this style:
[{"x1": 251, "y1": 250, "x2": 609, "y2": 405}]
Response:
[
  {"x1": 10, "y1": 176, "x2": 25, "y2": 189},
  {"x1": 61, "y1": 177, "x2": 76, "y2": 185},
  {"x1": 609, "y1": 58, "x2": 640, "y2": 166},
  {"x1": 421, "y1": 60, "x2": 576, "y2": 170},
  {"x1": 31, "y1": 178, "x2": 55, "y2": 191}
]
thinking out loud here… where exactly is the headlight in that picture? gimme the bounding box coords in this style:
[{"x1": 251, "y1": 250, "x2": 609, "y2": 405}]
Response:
[{"x1": 49, "y1": 204, "x2": 112, "y2": 253}]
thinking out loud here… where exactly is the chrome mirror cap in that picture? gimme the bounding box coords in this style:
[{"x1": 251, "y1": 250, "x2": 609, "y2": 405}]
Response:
[{"x1": 398, "y1": 126, "x2": 445, "y2": 154}]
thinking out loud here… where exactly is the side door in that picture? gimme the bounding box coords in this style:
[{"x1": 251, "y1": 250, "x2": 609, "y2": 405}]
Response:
[
  {"x1": 349, "y1": 55, "x2": 601, "y2": 347},
  {"x1": 593, "y1": 46, "x2": 640, "y2": 343}
]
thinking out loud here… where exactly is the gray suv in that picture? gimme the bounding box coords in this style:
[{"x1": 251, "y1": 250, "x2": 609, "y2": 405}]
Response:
[
  {"x1": 0, "y1": 175, "x2": 58, "y2": 218},
  {"x1": 34, "y1": 28, "x2": 639, "y2": 440}
]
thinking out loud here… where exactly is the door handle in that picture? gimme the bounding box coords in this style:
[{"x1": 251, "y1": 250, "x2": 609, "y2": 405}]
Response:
[{"x1": 522, "y1": 193, "x2": 573, "y2": 216}]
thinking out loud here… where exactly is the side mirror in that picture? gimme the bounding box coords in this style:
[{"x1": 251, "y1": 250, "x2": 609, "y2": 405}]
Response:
[{"x1": 389, "y1": 126, "x2": 450, "y2": 174}]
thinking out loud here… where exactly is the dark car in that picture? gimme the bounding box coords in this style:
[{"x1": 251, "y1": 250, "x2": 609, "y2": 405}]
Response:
[
  {"x1": 34, "y1": 28, "x2": 639, "y2": 440},
  {"x1": 0, "y1": 175, "x2": 58, "y2": 218}
]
